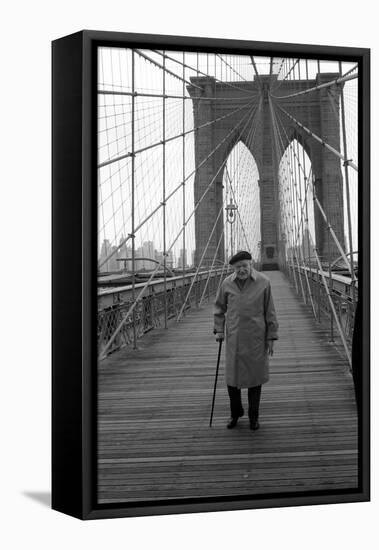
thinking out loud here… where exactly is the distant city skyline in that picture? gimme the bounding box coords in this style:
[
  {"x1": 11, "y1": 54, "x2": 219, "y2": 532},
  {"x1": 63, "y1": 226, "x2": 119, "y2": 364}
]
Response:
[{"x1": 98, "y1": 237, "x2": 193, "y2": 273}]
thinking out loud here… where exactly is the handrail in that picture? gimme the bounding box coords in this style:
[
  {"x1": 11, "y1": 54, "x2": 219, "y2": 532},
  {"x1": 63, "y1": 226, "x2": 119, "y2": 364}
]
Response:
[
  {"x1": 98, "y1": 266, "x2": 230, "y2": 360},
  {"x1": 98, "y1": 266, "x2": 228, "y2": 297},
  {"x1": 115, "y1": 257, "x2": 175, "y2": 277}
]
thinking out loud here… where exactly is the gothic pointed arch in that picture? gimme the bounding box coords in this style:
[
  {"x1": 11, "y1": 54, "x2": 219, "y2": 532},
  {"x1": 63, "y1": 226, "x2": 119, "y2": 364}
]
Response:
[
  {"x1": 187, "y1": 72, "x2": 345, "y2": 268},
  {"x1": 222, "y1": 141, "x2": 261, "y2": 263}
]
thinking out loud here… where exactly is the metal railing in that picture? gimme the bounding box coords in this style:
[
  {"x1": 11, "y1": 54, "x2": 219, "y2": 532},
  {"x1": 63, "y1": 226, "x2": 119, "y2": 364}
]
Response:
[
  {"x1": 283, "y1": 261, "x2": 357, "y2": 360},
  {"x1": 98, "y1": 267, "x2": 231, "y2": 359}
]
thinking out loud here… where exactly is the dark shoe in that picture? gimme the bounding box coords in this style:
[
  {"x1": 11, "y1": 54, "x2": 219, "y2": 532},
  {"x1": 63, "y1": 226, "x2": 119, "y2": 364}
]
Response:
[
  {"x1": 226, "y1": 409, "x2": 244, "y2": 429},
  {"x1": 249, "y1": 419, "x2": 260, "y2": 431},
  {"x1": 227, "y1": 417, "x2": 238, "y2": 429}
]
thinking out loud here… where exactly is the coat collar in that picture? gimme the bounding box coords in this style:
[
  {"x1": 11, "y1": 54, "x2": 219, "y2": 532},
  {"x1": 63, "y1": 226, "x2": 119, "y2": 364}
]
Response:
[{"x1": 231, "y1": 267, "x2": 258, "y2": 282}]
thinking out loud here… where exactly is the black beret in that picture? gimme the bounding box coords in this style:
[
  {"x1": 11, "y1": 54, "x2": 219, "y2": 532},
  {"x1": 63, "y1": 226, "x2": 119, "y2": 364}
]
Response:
[{"x1": 229, "y1": 250, "x2": 252, "y2": 265}]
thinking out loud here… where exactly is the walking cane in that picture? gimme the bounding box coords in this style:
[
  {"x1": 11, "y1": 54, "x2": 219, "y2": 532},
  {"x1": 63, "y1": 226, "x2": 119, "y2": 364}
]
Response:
[{"x1": 209, "y1": 338, "x2": 223, "y2": 427}]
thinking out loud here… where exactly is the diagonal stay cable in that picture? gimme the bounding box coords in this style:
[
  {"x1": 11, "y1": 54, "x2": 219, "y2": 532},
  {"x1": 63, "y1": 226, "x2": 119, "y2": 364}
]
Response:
[
  {"x1": 270, "y1": 97, "x2": 317, "y2": 311},
  {"x1": 271, "y1": 58, "x2": 300, "y2": 95},
  {"x1": 98, "y1": 99, "x2": 256, "y2": 169},
  {"x1": 224, "y1": 99, "x2": 263, "y2": 251},
  {"x1": 100, "y1": 101, "x2": 258, "y2": 264},
  {"x1": 250, "y1": 56, "x2": 263, "y2": 91},
  {"x1": 169, "y1": 104, "x2": 259, "y2": 252},
  {"x1": 270, "y1": 70, "x2": 358, "y2": 100},
  {"x1": 274, "y1": 101, "x2": 358, "y2": 171},
  {"x1": 270, "y1": 97, "x2": 307, "y2": 303},
  {"x1": 176, "y1": 202, "x2": 225, "y2": 321},
  {"x1": 273, "y1": 101, "x2": 326, "y2": 252},
  {"x1": 305, "y1": 229, "x2": 353, "y2": 368},
  {"x1": 214, "y1": 96, "x2": 262, "y2": 261},
  {"x1": 100, "y1": 119, "x2": 257, "y2": 355},
  {"x1": 272, "y1": 98, "x2": 354, "y2": 278},
  {"x1": 135, "y1": 49, "x2": 202, "y2": 89},
  {"x1": 225, "y1": 166, "x2": 250, "y2": 250},
  {"x1": 237, "y1": 98, "x2": 264, "y2": 252},
  {"x1": 276, "y1": 58, "x2": 286, "y2": 79},
  {"x1": 198, "y1": 229, "x2": 228, "y2": 307},
  {"x1": 152, "y1": 50, "x2": 256, "y2": 95},
  {"x1": 98, "y1": 89, "x2": 253, "y2": 102},
  {"x1": 274, "y1": 95, "x2": 351, "y2": 358},
  {"x1": 215, "y1": 54, "x2": 249, "y2": 82},
  {"x1": 270, "y1": 94, "x2": 310, "y2": 284},
  {"x1": 99, "y1": 100, "x2": 258, "y2": 269}
]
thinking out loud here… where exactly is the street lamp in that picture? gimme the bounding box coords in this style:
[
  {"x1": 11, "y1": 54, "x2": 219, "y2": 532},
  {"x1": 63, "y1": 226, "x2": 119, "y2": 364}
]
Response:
[{"x1": 225, "y1": 198, "x2": 237, "y2": 258}]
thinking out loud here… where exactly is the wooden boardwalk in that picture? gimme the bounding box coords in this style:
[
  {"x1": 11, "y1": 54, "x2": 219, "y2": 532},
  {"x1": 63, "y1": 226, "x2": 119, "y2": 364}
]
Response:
[{"x1": 98, "y1": 271, "x2": 358, "y2": 504}]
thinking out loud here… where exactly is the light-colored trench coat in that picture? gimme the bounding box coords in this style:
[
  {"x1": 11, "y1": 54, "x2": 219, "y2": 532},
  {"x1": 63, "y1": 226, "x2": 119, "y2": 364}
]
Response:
[{"x1": 214, "y1": 269, "x2": 279, "y2": 388}]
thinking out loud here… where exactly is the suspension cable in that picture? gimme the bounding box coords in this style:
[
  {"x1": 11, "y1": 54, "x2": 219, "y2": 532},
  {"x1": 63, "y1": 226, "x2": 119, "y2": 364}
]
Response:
[
  {"x1": 338, "y1": 60, "x2": 357, "y2": 285},
  {"x1": 307, "y1": 230, "x2": 353, "y2": 368},
  {"x1": 224, "y1": 95, "x2": 263, "y2": 256},
  {"x1": 99, "y1": 101, "x2": 260, "y2": 350},
  {"x1": 271, "y1": 91, "x2": 317, "y2": 314},
  {"x1": 271, "y1": 58, "x2": 300, "y2": 95},
  {"x1": 98, "y1": 99, "x2": 256, "y2": 169},
  {"x1": 216, "y1": 54, "x2": 249, "y2": 82},
  {"x1": 272, "y1": 101, "x2": 353, "y2": 275},
  {"x1": 177, "y1": 203, "x2": 225, "y2": 321},
  {"x1": 170, "y1": 105, "x2": 259, "y2": 251},
  {"x1": 198, "y1": 230, "x2": 226, "y2": 306},
  {"x1": 270, "y1": 97, "x2": 309, "y2": 303},
  {"x1": 274, "y1": 102, "x2": 358, "y2": 171},
  {"x1": 98, "y1": 89, "x2": 253, "y2": 102},
  {"x1": 135, "y1": 49, "x2": 202, "y2": 89},
  {"x1": 99, "y1": 100, "x2": 258, "y2": 268},
  {"x1": 270, "y1": 71, "x2": 357, "y2": 100},
  {"x1": 151, "y1": 49, "x2": 256, "y2": 94}
]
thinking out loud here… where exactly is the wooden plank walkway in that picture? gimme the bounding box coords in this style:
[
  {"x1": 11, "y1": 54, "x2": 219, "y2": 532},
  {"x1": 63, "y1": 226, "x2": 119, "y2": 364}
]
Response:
[{"x1": 98, "y1": 271, "x2": 358, "y2": 504}]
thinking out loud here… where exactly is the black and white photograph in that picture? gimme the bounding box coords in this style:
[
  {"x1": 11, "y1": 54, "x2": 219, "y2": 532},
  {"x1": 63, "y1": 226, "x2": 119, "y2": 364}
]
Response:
[
  {"x1": 96, "y1": 44, "x2": 365, "y2": 506},
  {"x1": 4, "y1": 0, "x2": 378, "y2": 546}
]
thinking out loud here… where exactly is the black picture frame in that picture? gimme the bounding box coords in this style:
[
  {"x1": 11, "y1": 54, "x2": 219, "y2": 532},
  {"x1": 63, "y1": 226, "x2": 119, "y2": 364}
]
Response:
[{"x1": 52, "y1": 30, "x2": 370, "y2": 520}]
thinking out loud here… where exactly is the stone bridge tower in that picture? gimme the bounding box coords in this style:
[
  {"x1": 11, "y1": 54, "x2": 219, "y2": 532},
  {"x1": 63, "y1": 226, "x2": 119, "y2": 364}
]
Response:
[{"x1": 187, "y1": 74, "x2": 345, "y2": 270}]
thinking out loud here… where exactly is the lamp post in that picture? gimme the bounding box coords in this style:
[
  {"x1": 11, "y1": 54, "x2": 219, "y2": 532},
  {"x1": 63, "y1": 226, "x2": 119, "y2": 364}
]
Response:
[{"x1": 225, "y1": 199, "x2": 237, "y2": 258}]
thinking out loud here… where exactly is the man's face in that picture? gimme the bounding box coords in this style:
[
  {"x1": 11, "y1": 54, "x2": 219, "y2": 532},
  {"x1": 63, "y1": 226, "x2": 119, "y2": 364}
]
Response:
[{"x1": 233, "y1": 260, "x2": 251, "y2": 280}]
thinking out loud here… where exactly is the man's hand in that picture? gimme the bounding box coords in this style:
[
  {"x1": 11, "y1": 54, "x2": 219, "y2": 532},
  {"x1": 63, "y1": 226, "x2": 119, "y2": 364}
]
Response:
[
  {"x1": 215, "y1": 333, "x2": 224, "y2": 342},
  {"x1": 266, "y1": 340, "x2": 274, "y2": 356}
]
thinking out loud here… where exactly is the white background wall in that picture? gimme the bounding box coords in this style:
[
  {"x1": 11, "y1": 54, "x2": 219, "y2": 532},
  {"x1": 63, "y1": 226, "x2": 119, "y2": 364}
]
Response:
[{"x1": 1, "y1": 1, "x2": 376, "y2": 548}]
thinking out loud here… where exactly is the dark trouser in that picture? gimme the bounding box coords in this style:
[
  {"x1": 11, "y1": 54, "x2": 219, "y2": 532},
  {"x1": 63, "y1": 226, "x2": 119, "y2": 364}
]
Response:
[{"x1": 227, "y1": 385, "x2": 262, "y2": 422}]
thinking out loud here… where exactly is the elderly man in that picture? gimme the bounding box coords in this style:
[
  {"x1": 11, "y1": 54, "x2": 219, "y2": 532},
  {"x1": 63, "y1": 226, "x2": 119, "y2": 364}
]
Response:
[{"x1": 214, "y1": 250, "x2": 279, "y2": 430}]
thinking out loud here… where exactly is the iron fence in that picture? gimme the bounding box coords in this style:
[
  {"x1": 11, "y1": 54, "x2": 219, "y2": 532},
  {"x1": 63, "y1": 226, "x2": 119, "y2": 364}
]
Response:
[
  {"x1": 98, "y1": 268, "x2": 230, "y2": 359},
  {"x1": 286, "y1": 263, "x2": 357, "y2": 352}
]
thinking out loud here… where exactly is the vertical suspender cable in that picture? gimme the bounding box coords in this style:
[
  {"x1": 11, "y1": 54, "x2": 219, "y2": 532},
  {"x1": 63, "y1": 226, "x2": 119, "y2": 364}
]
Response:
[
  {"x1": 195, "y1": 54, "x2": 201, "y2": 267},
  {"x1": 304, "y1": 58, "x2": 314, "y2": 303},
  {"x1": 273, "y1": 101, "x2": 316, "y2": 316},
  {"x1": 313, "y1": 175, "x2": 321, "y2": 322},
  {"x1": 286, "y1": 64, "x2": 301, "y2": 291},
  {"x1": 199, "y1": 231, "x2": 225, "y2": 306},
  {"x1": 289, "y1": 134, "x2": 302, "y2": 296},
  {"x1": 296, "y1": 135, "x2": 307, "y2": 304},
  {"x1": 287, "y1": 151, "x2": 298, "y2": 292},
  {"x1": 131, "y1": 50, "x2": 137, "y2": 349},
  {"x1": 321, "y1": 59, "x2": 334, "y2": 340},
  {"x1": 182, "y1": 51, "x2": 186, "y2": 302},
  {"x1": 163, "y1": 50, "x2": 168, "y2": 329},
  {"x1": 338, "y1": 61, "x2": 357, "y2": 297},
  {"x1": 289, "y1": 144, "x2": 302, "y2": 294},
  {"x1": 270, "y1": 95, "x2": 296, "y2": 291},
  {"x1": 296, "y1": 62, "x2": 305, "y2": 269},
  {"x1": 303, "y1": 145, "x2": 315, "y2": 316}
]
